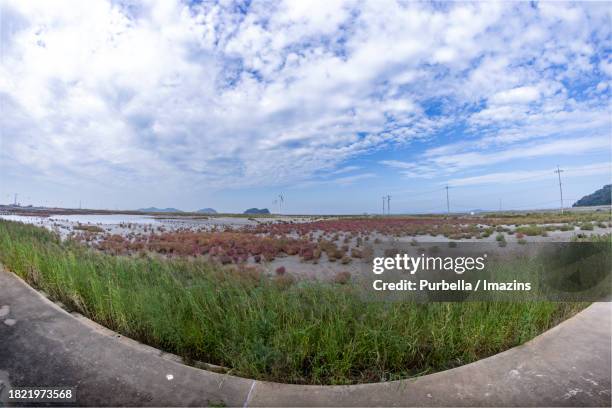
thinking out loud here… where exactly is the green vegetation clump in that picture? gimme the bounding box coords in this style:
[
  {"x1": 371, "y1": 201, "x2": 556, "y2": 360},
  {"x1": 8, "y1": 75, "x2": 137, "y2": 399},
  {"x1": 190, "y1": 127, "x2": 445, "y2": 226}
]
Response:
[
  {"x1": 0, "y1": 220, "x2": 587, "y2": 385},
  {"x1": 515, "y1": 224, "x2": 547, "y2": 236},
  {"x1": 580, "y1": 222, "x2": 595, "y2": 231},
  {"x1": 73, "y1": 224, "x2": 104, "y2": 233}
]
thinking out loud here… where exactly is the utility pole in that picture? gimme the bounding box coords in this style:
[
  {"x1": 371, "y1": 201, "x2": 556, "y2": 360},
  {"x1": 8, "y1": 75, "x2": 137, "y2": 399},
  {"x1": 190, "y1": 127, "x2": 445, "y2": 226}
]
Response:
[
  {"x1": 445, "y1": 185, "x2": 450, "y2": 215},
  {"x1": 554, "y1": 165, "x2": 564, "y2": 214},
  {"x1": 382, "y1": 196, "x2": 386, "y2": 215},
  {"x1": 387, "y1": 195, "x2": 391, "y2": 215}
]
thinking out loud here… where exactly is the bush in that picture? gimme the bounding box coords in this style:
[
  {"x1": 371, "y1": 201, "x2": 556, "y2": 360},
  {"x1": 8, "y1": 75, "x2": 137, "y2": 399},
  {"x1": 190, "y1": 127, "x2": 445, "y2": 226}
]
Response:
[
  {"x1": 516, "y1": 225, "x2": 546, "y2": 236},
  {"x1": 350, "y1": 248, "x2": 363, "y2": 258},
  {"x1": 333, "y1": 271, "x2": 351, "y2": 285}
]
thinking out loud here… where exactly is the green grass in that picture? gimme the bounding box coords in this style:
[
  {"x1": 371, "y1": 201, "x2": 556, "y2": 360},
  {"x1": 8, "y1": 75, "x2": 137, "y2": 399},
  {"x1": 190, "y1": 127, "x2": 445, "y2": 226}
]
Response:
[
  {"x1": 0, "y1": 220, "x2": 588, "y2": 385},
  {"x1": 515, "y1": 224, "x2": 547, "y2": 236}
]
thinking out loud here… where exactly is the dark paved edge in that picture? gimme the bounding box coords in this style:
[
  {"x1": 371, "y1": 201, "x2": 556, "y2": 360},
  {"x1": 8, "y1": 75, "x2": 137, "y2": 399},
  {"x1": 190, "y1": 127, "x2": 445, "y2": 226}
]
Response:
[{"x1": 0, "y1": 270, "x2": 610, "y2": 407}]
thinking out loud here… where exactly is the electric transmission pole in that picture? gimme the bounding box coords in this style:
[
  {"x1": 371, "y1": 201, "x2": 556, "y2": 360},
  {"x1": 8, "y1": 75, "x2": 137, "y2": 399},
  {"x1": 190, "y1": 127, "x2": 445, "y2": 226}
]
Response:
[
  {"x1": 382, "y1": 196, "x2": 386, "y2": 215},
  {"x1": 445, "y1": 186, "x2": 450, "y2": 215},
  {"x1": 554, "y1": 165, "x2": 564, "y2": 214},
  {"x1": 387, "y1": 195, "x2": 391, "y2": 215}
]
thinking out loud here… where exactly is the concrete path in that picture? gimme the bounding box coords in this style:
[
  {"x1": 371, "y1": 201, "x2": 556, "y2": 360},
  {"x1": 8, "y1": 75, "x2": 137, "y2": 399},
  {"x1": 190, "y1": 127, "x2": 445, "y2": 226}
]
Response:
[{"x1": 0, "y1": 270, "x2": 610, "y2": 407}]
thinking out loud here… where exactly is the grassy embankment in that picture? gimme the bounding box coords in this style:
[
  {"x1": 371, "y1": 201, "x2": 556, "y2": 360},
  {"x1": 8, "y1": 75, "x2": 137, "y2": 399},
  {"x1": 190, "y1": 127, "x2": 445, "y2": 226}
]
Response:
[{"x1": 0, "y1": 220, "x2": 588, "y2": 385}]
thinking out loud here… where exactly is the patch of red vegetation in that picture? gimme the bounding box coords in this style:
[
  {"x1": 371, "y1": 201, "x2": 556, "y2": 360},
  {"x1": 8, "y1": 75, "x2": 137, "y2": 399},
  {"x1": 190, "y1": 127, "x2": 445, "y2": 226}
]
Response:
[{"x1": 92, "y1": 231, "x2": 318, "y2": 264}]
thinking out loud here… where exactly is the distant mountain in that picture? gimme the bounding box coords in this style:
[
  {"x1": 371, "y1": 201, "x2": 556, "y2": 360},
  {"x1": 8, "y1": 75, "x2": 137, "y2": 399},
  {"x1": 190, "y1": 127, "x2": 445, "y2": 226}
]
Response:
[
  {"x1": 573, "y1": 185, "x2": 611, "y2": 207},
  {"x1": 138, "y1": 207, "x2": 182, "y2": 213},
  {"x1": 197, "y1": 208, "x2": 217, "y2": 214},
  {"x1": 243, "y1": 208, "x2": 270, "y2": 214}
]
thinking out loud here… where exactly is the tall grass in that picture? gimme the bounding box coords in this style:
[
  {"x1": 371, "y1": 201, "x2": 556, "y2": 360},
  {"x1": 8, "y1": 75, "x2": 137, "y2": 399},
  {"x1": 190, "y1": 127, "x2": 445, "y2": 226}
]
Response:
[{"x1": 0, "y1": 220, "x2": 587, "y2": 385}]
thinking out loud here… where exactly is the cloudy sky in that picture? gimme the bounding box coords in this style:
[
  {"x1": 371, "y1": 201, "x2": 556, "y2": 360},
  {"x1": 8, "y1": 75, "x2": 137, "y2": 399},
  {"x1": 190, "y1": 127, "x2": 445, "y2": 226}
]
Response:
[{"x1": 1, "y1": 0, "x2": 610, "y2": 213}]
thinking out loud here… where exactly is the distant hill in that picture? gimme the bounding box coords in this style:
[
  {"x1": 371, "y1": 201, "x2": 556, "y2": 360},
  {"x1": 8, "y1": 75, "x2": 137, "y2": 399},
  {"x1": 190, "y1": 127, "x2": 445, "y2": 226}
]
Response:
[
  {"x1": 573, "y1": 185, "x2": 611, "y2": 207},
  {"x1": 243, "y1": 208, "x2": 270, "y2": 214},
  {"x1": 197, "y1": 208, "x2": 217, "y2": 214},
  {"x1": 138, "y1": 207, "x2": 182, "y2": 213}
]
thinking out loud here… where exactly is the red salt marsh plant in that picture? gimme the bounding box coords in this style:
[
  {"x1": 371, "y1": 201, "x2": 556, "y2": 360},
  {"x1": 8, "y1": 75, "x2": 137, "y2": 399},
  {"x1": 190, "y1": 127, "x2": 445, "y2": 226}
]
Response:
[{"x1": 93, "y1": 230, "x2": 318, "y2": 264}]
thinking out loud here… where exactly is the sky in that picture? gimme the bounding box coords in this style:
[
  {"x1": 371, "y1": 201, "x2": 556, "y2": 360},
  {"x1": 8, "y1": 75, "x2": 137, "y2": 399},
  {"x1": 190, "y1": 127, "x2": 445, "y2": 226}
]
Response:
[{"x1": 0, "y1": 0, "x2": 610, "y2": 214}]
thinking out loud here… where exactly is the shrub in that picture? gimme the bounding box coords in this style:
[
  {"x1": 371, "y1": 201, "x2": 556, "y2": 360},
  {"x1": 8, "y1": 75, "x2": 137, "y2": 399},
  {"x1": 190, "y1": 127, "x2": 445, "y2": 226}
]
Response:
[
  {"x1": 333, "y1": 271, "x2": 351, "y2": 285},
  {"x1": 275, "y1": 266, "x2": 286, "y2": 275},
  {"x1": 73, "y1": 225, "x2": 104, "y2": 233},
  {"x1": 350, "y1": 248, "x2": 363, "y2": 258},
  {"x1": 515, "y1": 225, "x2": 546, "y2": 236},
  {"x1": 274, "y1": 274, "x2": 294, "y2": 289}
]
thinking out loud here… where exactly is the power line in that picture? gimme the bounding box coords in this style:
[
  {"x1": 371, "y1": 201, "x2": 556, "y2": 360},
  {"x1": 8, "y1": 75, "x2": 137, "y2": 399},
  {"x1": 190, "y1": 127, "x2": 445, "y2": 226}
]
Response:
[
  {"x1": 554, "y1": 165, "x2": 564, "y2": 214},
  {"x1": 445, "y1": 185, "x2": 450, "y2": 214},
  {"x1": 380, "y1": 163, "x2": 601, "y2": 214}
]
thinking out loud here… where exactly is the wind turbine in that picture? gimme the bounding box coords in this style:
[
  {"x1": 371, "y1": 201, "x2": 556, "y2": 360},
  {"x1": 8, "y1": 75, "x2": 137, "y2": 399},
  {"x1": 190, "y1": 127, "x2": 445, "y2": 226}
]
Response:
[{"x1": 278, "y1": 194, "x2": 284, "y2": 214}]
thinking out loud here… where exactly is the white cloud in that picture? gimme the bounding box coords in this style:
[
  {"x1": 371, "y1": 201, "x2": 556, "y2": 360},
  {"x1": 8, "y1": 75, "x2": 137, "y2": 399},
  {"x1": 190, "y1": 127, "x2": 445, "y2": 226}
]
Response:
[
  {"x1": 0, "y1": 0, "x2": 609, "y2": 199},
  {"x1": 490, "y1": 86, "x2": 540, "y2": 105},
  {"x1": 385, "y1": 135, "x2": 610, "y2": 176}
]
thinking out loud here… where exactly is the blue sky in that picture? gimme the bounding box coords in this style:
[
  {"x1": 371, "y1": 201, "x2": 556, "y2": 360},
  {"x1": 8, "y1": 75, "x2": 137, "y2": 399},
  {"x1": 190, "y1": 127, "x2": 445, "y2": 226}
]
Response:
[{"x1": 0, "y1": 1, "x2": 610, "y2": 214}]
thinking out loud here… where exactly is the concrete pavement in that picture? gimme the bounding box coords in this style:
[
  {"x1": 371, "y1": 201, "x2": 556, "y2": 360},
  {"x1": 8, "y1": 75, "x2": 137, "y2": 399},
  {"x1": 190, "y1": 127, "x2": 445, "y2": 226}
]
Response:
[{"x1": 0, "y1": 269, "x2": 610, "y2": 406}]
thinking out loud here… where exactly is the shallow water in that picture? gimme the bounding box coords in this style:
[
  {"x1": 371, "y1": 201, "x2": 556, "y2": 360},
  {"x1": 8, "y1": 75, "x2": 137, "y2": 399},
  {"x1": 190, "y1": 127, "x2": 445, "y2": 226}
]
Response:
[
  {"x1": 0, "y1": 213, "x2": 158, "y2": 225},
  {"x1": 50, "y1": 214, "x2": 158, "y2": 225}
]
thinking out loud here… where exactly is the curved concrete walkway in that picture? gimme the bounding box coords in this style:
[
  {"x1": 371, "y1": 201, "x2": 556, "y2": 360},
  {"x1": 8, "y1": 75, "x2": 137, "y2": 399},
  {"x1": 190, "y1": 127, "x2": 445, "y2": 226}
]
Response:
[{"x1": 0, "y1": 270, "x2": 610, "y2": 407}]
